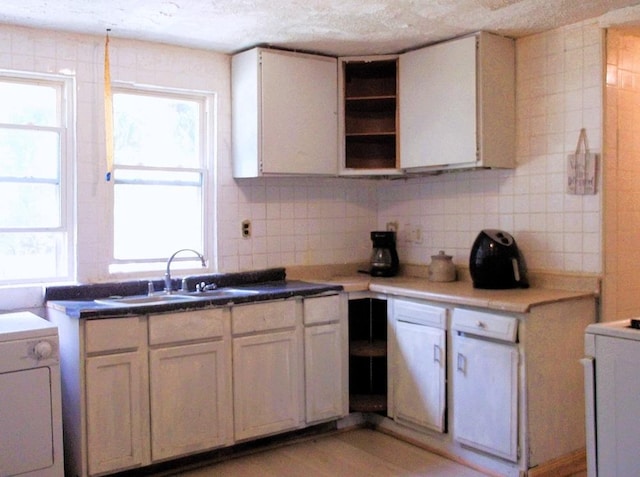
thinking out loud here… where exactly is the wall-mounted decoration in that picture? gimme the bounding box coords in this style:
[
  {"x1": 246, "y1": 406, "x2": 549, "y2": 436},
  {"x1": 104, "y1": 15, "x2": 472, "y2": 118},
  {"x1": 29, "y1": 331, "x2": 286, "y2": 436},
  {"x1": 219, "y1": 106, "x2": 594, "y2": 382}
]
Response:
[{"x1": 567, "y1": 128, "x2": 598, "y2": 195}]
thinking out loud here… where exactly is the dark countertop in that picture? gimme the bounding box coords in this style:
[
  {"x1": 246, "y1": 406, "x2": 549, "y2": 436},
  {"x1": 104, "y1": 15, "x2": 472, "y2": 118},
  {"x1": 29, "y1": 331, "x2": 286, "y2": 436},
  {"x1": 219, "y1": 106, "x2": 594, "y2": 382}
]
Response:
[{"x1": 45, "y1": 268, "x2": 343, "y2": 319}]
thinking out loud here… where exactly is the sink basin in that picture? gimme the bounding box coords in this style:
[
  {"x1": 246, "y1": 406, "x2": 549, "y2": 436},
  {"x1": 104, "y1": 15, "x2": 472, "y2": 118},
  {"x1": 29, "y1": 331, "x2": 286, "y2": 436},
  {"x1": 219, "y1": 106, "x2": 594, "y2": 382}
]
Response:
[
  {"x1": 95, "y1": 294, "x2": 199, "y2": 306},
  {"x1": 178, "y1": 288, "x2": 260, "y2": 299}
]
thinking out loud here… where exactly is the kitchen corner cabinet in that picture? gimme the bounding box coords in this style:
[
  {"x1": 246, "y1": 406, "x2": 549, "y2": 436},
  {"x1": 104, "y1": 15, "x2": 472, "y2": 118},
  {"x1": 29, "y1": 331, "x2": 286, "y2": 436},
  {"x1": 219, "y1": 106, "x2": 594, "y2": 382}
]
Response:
[
  {"x1": 232, "y1": 47, "x2": 338, "y2": 177},
  {"x1": 388, "y1": 298, "x2": 446, "y2": 433},
  {"x1": 399, "y1": 31, "x2": 515, "y2": 171},
  {"x1": 348, "y1": 296, "x2": 388, "y2": 412},
  {"x1": 338, "y1": 55, "x2": 400, "y2": 176},
  {"x1": 231, "y1": 299, "x2": 304, "y2": 441},
  {"x1": 303, "y1": 294, "x2": 349, "y2": 424}
]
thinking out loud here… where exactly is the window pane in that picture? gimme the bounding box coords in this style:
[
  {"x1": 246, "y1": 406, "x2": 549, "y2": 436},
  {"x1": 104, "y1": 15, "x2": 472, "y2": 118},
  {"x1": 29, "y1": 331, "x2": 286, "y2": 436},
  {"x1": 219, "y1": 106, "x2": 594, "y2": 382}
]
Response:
[
  {"x1": 0, "y1": 183, "x2": 60, "y2": 228},
  {"x1": 113, "y1": 180, "x2": 203, "y2": 260},
  {"x1": 0, "y1": 232, "x2": 67, "y2": 281},
  {"x1": 0, "y1": 129, "x2": 60, "y2": 179},
  {"x1": 114, "y1": 93, "x2": 200, "y2": 168},
  {"x1": 0, "y1": 81, "x2": 60, "y2": 127}
]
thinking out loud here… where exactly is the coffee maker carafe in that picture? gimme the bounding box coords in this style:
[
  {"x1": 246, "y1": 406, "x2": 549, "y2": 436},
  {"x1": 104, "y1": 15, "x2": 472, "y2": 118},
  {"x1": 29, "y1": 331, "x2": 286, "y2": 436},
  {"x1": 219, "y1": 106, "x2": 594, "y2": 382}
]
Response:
[{"x1": 369, "y1": 231, "x2": 399, "y2": 277}]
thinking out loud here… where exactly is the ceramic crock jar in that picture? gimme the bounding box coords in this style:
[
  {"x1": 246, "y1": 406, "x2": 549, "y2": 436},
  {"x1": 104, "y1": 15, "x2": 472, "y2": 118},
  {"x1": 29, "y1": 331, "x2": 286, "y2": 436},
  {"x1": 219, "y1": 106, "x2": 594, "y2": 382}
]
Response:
[{"x1": 428, "y1": 250, "x2": 456, "y2": 282}]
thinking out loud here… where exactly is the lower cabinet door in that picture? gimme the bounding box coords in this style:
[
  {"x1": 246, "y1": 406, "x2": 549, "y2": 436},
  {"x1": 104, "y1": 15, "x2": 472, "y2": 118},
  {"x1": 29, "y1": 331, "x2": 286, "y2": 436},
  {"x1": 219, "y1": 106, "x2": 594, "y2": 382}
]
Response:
[
  {"x1": 452, "y1": 333, "x2": 518, "y2": 462},
  {"x1": 85, "y1": 352, "x2": 148, "y2": 475},
  {"x1": 393, "y1": 320, "x2": 446, "y2": 432},
  {"x1": 233, "y1": 329, "x2": 303, "y2": 441},
  {"x1": 149, "y1": 341, "x2": 232, "y2": 461},
  {"x1": 305, "y1": 323, "x2": 345, "y2": 423}
]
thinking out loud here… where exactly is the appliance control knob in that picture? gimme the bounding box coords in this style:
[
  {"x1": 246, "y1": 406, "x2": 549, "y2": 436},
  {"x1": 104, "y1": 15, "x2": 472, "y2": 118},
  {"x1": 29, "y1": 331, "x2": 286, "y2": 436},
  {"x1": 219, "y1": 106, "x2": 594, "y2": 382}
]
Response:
[{"x1": 34, "y1": 340, "x2": 53, "y2": 360}]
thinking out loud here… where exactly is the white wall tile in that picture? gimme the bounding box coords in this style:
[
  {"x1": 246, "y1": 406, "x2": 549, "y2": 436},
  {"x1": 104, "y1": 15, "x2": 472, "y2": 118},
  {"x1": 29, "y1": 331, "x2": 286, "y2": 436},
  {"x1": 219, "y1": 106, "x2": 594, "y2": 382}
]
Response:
[{"x1": 377, "y1": 21, "x2": 604, "y2": 273}]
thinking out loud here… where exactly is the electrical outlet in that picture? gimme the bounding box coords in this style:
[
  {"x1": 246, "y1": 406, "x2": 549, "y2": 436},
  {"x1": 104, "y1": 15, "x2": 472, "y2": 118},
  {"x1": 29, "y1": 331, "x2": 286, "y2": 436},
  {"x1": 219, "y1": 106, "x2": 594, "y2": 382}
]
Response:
[
  {"x1": 386, "y1": 221, "x2": 398, "y2": 232},
  {"x1": 413, "y1": 226, "x2": 424, "y2": 244},
  {"x1": 241, "y1": 220, "x2": 251, "y2": 238},
  {"x1": 406, "y1": 225, "x2": 424, "y2": 244}
]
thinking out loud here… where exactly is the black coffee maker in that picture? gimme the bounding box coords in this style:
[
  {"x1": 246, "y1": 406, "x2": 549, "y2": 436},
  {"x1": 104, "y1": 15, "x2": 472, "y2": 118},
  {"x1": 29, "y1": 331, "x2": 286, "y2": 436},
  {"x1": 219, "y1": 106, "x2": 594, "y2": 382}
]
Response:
[{"x1": 369, "y1": 231, "x2": 399, "y2": 277}]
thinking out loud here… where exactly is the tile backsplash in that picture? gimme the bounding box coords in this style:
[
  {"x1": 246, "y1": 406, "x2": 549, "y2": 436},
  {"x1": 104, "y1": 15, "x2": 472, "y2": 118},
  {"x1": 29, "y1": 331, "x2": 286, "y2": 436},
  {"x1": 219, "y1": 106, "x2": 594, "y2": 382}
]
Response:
[
  {"x1": 378, "y1": 21, "x2": 603, "y2": 274},
  {"x1": 0, "y1": 18, "x2": 609, "y2": 313}
]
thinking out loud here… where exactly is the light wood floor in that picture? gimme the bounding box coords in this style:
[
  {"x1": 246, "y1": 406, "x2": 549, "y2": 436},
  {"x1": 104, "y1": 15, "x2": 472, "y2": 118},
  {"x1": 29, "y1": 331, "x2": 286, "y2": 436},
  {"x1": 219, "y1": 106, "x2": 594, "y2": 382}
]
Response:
[{"x1": 169, "y1": 428, "x2": 491, "y2": 477}]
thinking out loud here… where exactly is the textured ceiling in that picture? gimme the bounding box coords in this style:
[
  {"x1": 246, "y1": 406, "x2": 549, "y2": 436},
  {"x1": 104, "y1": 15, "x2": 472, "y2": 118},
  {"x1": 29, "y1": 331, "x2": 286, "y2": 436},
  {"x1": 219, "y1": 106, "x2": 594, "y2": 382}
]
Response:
[{"x1": 1, "y1": 0, "x2": 640, "y2": 55}]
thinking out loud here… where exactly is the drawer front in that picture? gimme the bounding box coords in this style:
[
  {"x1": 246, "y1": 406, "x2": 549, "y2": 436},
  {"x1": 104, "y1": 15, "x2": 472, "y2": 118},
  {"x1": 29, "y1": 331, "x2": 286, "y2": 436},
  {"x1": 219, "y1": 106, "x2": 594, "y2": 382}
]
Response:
[
  {"x1": 303, "y1": 294, "x2": 341, "y2": 325},
  {"x1": 393, "y1": 298, "x2": 447, "y2": 328},
  {"x1": 452, "y1": 308, "x2": 517, "y2": 342},
  {"x1": 149, "y1": 308, "x2": 228, "y2": 345},
  {"x1": 232, "y1": 300, "x2": 297, "y2": 335},
  {"x1": 85, "y1": 316, "x2": 144, "y2": 353}
]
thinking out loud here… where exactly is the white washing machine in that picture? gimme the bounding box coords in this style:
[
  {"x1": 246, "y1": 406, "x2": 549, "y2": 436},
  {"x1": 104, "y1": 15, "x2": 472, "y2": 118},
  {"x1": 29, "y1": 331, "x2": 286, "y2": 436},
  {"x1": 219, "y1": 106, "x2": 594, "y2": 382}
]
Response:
[{"x1": 0, "y1": 312, "x2": 63, "y2": 477}]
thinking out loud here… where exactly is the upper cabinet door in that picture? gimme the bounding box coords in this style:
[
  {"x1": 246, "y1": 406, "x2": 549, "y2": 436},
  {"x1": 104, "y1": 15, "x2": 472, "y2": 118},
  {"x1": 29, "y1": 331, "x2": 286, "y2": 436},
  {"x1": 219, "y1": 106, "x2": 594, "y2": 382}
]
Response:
[
  {"x1": 400, "y1": 36, "x2": 477, "y2": 170},
  {"x1": 232, "y1": 48, "x2": 338, "y2": 177},
  {"x1": 399, "y1": 32, "x2": 515, "y2": 171}
]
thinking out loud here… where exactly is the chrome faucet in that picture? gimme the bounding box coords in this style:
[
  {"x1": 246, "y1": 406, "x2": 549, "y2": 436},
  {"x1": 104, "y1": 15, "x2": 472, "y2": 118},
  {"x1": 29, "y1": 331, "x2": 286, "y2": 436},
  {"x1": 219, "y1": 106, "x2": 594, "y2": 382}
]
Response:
[{"x1": 164, "y1": 248, "x2": 207, "y2": 292}]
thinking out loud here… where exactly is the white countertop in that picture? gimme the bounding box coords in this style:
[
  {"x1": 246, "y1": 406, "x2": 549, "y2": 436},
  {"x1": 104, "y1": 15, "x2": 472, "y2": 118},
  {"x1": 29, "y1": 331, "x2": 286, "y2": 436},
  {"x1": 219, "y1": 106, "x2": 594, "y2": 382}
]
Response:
[{"x1": 323, "y1": 275, "x2": 596, "y2": 313}]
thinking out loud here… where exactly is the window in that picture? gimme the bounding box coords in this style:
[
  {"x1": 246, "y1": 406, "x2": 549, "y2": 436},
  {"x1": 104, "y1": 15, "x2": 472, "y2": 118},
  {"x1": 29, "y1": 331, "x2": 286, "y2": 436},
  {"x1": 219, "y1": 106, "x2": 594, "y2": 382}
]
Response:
[
  {"x1": 110, "y1": 87, "x2": 213, "y2": 273},
  {"x1": 0, "y1": 74, "x2": 74, "y2": 284}
]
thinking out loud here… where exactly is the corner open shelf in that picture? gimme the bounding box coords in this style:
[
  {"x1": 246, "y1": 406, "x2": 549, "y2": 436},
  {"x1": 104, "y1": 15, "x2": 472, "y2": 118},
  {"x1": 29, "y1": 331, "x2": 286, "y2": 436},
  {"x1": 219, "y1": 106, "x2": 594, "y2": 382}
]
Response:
[
  {"x1": 348, "y1": 297, "x2": 387, "y2": 413},
  {"x1": 342, "y1": 59, "x2": 398, "y2": 170}
]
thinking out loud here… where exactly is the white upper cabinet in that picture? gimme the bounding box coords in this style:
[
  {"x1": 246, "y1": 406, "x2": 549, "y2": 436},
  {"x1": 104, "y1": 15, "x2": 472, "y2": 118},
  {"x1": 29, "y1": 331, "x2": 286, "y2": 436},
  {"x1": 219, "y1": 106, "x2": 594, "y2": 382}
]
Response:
[
  {"x1": 399, "y1": 32, "x2": 515, "y2": 171},
  {"x1": 232, "y1": 48, "x2": 338, "y2": 177}
]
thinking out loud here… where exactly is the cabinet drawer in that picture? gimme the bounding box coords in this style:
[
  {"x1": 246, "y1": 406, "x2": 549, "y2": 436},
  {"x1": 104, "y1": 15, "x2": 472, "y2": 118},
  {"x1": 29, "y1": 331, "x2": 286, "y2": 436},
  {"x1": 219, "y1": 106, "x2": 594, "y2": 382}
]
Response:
[
  {"x1": 452, "y1": 308, "x2": 517, "y2": 342},
  {"x1": 303, "y1": 294, "x2": 341, "y2": 325},
  {"x1": 393, "y1": 298, "x2": 446, "y2": 328},
  {"x1": 149, "y1": 308, "x2": 228, "y2": 345},
  {"x1": 85, "y1": 317, "x2": 144, "y2": 353},
  {"x1": 232, "y1": 300, "x2": 297, "y2": 335}
]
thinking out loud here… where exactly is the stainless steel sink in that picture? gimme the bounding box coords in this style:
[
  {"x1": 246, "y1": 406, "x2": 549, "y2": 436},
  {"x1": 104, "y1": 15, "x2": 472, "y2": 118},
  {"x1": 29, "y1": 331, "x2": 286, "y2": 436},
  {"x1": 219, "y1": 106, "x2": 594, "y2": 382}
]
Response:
[
  {"x1": 95, "y1": 294, "x2": 199, "y2": 306},
  {"x1": 177, "y1": 288, "x2": 260, "y2": 299}
]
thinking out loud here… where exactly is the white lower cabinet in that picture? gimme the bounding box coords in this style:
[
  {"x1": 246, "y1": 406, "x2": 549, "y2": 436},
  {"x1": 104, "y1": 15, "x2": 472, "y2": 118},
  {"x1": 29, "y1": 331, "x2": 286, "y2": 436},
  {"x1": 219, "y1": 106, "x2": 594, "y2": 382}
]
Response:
[
  {"x1": 84, "y1": 317, "x2": 149, "y2": 476},
  {"x1": 85, "y1": 351, "x2": 148, "y2": 475},
  {"x1": 232, "y1": 299, "x2": 304, "y2": 441},
  {"x1": 303, "y1": 294, "x2": 349, "y2": 424},
  {"x1": 50, "y1": 293, "x2": 349, "y2": 477},
  {"x1": 452, "y1": 332, "x2": 518, "y2": 461},
  {"x1": 148, "y1": 308, "x2": 233, "y2": 462},
  {"x1": 382, "y1": 298, "x2": 596, "y2": 477},
  {"x1": 452, "y1": 308, "x2": 518, "y2": 462},
  {"x1": 388, "y1": 298, "x2": 446, "y2": 433}
]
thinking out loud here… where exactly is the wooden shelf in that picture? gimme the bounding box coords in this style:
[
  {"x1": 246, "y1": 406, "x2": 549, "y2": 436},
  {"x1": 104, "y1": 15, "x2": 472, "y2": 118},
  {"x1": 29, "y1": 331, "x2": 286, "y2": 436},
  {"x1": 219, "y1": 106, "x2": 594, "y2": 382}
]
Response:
[
  {"x1": 346, "y1": 132, "x2": 395, "y2": 137},
  {"x1": 350, "y1": 340, "x2": 387, "y2": 357},
  {"x1": 345, "y1": 95, "x2": 396, "y2": 104},
  {"x1": 342, "y1": 58, "x2": 398, "y2": 171},
  {"x1": 350, "y1": 394, "x2": 387, "y2": 413}
]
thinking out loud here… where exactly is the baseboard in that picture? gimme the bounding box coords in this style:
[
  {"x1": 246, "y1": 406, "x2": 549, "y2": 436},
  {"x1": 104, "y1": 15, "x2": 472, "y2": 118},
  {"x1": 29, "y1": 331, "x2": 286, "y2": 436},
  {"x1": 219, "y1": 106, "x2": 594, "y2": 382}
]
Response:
[{"x1": 527, "y1": 448, "x2": 587, "y2": 477}]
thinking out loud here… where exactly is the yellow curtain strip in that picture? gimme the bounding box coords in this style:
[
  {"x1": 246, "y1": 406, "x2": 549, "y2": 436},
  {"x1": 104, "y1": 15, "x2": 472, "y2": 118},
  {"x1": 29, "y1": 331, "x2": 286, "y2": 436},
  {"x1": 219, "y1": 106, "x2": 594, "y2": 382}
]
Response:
[{"x1": 104, "y1": 32, "x2": 114, "y2": 181}]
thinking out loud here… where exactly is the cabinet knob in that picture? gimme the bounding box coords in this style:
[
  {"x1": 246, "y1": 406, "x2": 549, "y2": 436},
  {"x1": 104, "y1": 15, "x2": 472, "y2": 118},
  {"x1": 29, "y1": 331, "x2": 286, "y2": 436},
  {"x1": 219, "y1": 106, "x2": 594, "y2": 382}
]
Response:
[{"x1": 476, "y1": 320, "x2": 486, "y2": 329}]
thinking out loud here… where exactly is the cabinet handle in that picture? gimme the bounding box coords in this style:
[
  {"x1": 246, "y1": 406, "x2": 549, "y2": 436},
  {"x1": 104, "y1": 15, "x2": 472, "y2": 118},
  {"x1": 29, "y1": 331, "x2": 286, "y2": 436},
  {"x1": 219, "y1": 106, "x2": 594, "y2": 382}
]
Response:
[
  {"x1": 433, "y1": 344, "x2": 441, "y2": 364},
  {"x1": 457, "y1": 353, "x2": 466, "y2": 373}
]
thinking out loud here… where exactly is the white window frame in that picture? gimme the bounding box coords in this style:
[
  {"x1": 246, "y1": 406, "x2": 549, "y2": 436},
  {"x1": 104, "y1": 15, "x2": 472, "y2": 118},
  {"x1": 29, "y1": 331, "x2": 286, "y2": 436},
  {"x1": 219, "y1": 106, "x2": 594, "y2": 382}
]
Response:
[
  {"x1": 108, "y1": 83, "x2": 216, "y2": 276},
  {"x1": 0, "y1": 71, "x2": 75, "y2": 285}
]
